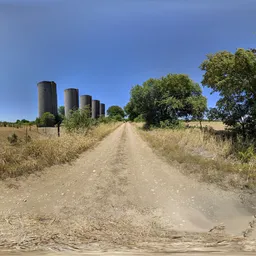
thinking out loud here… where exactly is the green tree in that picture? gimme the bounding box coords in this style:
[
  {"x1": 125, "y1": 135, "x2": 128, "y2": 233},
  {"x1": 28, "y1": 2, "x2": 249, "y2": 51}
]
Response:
[
  {"x1": 40, "y1": 112, "x2": 56, "y2": 127},
  {"x1": 206, "y1": 108, "x2": 221, "y2": 121},
  {"x1": 113, "y1": 114, "x2": 123, "y2": 121},
  {"x1": 187, "y1": 95, "x2": 207, "y2": 128},
  {"x1": 134, "y1": 114, "x2": 145, "y2": 122},
  {"x1": 107, "y1": 106, "x2": 125, "y2": 119},
  {"x1": 58, "y1": 106, "x2": 65, "y2": 118},
  {"x1": 21, "y1": 119, "x2": 29, "y2": 123},
  {"x1": 35, "y1": 118, "x2": 41, "y2": 127},
  {"x1": 124, "y1": 101, "x2": 140, "y2": 121},
  {"x1": 63, "y1": 108, "x2": 93, "y2": 132},
  {"x1": 127, "y1": 74, "x2": 207, "y2": 127},
  {"x1": 200, "y1": 48, "x2": 256, "y2": 138}
]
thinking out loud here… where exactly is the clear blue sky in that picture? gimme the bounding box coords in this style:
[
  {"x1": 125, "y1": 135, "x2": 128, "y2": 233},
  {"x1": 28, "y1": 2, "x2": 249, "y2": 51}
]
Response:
[{"x1": 0, "y1": 0, "x2": 255, "y2": 121}]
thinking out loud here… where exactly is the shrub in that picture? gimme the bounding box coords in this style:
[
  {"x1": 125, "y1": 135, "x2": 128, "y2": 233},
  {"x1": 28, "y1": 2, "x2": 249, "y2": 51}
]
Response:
[
  {"x1": 63, "y1": 108, "x2": 94, "y2": 133},
  {"x1": 40, "y1": 112, "x2": 56, "y2": 127},
  {"x1": 238, "y1": 145, "x2": 255, "y2": 164},
  {"x1": 112, "y1": 114, "x2": 124, "y2": 122},
  {"x1": 134, "y1": 114, "x2": 145, "y2": 123},
  {"x1": 159, "y1": 120, "x2": 185, "y2": 129}
]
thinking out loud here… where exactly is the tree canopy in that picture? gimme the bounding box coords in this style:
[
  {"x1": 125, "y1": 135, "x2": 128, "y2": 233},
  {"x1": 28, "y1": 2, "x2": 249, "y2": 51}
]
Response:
[
  {"x1": 200, "y1": 48, "x2": 256, "y2": 137},
  {"x1": 58, "y1": 106, "x2": 65, "y2": 118},
  {"x1": 40, "y1": 112, "x2": 56, "y2": 127},
  {"x1": 107, "y1": 106, "x2": 125, "y2": 119},
  {"x1": 125, "y1": 74, "x2": 207, "y2": 127}
]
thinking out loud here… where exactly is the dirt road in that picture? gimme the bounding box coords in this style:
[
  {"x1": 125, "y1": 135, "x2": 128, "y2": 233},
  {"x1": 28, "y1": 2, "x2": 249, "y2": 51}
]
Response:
[{"x1": 0, "y1": 123, "x2": 255, "y2": 254}]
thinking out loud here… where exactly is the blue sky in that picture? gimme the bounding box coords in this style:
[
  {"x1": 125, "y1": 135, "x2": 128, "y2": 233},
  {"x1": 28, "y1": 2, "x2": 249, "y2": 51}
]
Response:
[{"x1": 0, "y1": 0, "x2": 255, "y2": 121}]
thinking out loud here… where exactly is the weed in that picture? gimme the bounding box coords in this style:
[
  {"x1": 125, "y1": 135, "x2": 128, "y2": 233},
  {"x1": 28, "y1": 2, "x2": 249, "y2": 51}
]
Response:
[
  {"x1": 238, "y1": 146, "x2": 255, "y2": 164},
  {"x1": 7, "y1": 133, "x2": 18, "y2": 145}
]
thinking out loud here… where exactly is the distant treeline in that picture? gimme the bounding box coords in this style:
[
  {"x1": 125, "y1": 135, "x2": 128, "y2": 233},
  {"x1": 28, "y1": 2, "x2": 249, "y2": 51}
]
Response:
[{"x1": 0, "y1": 119, "x2": 35, "y2": 128}]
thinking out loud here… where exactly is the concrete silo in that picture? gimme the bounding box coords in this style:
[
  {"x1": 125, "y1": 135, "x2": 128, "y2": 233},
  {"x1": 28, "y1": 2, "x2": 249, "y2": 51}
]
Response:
[
  {"x1": 80, "y1": 95, "x2": 92, "y2": 114},
  {"x1": 64, "y1": 88, "x2": 79, "y2": 117},
  {"x1": 100, "y1": 103, "x2": 105, "y2": 117},
  {"x1": 92, "y1": 100, "x2": 100, "y2": 119},
  {"x1": 37, "y1": 81, "x2": 58, "y2": 118}
]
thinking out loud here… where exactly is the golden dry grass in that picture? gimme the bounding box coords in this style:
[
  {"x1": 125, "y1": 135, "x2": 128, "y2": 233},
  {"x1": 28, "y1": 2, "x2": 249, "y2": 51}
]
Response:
[
  {"x1": 0, "y1": 126, "x2": 42, "y2": 143},
  {"x1": 149, "y1": 128, "x2": 232, "y2": 160},
  {"x1": 136, "y1": 125, "x2": 256, "y2": 189},
  {"x1": 188, "y1": 121, "x2": 227, "y2": 131},
  {"x1": 0, "y1": 123, "x2": 121, "y2": 179}
]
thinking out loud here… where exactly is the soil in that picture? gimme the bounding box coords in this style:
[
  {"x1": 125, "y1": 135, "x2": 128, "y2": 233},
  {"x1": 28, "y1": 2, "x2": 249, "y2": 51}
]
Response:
[{"x1": 0, "y1": 123, "x2": 255, "y2": 255}]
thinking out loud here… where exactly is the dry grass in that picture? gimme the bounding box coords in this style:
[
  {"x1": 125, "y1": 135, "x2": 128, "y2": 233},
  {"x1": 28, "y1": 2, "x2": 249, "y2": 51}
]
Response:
[
  {"x1": 150, "y1": 128, "x2": 233, "y2": 160},
  {"x1": 0, "y1": 126, "x2": 66, "y2": 141},
  {"x1": 136, "y1": 125, "x2": 256, "y2": 189},
  {"x1": 0, "y1": 210, "x2": 244, "y2": 252},
  {"x1": 0, "y1": 123, "x2": 120, "y2": 179},
  {"x1": 0, "y1": 126, "x2": 41, "y2": 145},
  {"x1": 188, "y1": 121, "x2": 227, "y2": 131}
]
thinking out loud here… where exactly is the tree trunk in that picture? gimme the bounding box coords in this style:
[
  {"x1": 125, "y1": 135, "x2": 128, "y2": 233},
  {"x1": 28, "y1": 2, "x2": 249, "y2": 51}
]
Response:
[
  {"x1": 241, "y1": 123, "x2": 246, "y2": 141},
  {"x1": 199, "y1": 120, "x2": 202, "y2": 130},
  {"x1": 57, "y1": 123, "x2": 60, "y2": 137}
]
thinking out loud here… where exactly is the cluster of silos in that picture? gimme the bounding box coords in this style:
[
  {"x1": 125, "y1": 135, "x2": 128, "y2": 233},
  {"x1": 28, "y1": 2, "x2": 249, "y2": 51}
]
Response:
[
  {"x1": 81, "y1": 98, "x2": 105, "y2": 119},
  {"x1": 80, "y1": 95, "x2": 92, "y2": 116},
  {"x1": 37, "y1": 81, "x2": 58, "y2": 118},
  {"x1": 37, "y1": 81, "x2": 105, "y2": 119},
  {"x1": 64, "y1": 88, "x2": 79, "y2": 117}
]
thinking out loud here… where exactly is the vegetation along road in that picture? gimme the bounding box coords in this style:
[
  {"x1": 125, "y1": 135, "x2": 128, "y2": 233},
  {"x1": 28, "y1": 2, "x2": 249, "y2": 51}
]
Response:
[{"x1": 0, "y1": 123, "x2": 256, "y2": 254}]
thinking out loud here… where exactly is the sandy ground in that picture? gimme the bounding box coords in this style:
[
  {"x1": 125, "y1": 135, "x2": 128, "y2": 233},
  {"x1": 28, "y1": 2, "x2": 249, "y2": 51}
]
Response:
[{"x1": 0, "y1": 123, "x2": 255, "y2": 255}]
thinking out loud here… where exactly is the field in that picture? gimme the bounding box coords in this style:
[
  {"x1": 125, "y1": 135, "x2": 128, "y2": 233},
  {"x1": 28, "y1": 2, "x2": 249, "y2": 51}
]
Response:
[
  {"x1": 135, "y1": 122, "x2": 256, "y2": 189},
  {"x1": 187, "y1": 121, "x2": 227, "y2": 131},
  {"x1": 0, "y1": 123, "x2": 121, "y2": 179},
  {"x1": 0, "y1": 126, "x2": 61, "y2": 142}
]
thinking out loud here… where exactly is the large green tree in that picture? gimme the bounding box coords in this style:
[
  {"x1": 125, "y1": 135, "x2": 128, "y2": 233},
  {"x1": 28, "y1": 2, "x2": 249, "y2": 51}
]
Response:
[
  {"x1": 58, "y1": 106, "x2": 65, "y2": 117},
  {"x1": 200, "y1": 48, "x2": 256, "y2": 137},
  {"x1": 124, "y1": 101, "x2": 139, "y2": 121},
  {"x1": 126, "y1": 74, "x2": 207, "y2": 127},
  {"x1": 107, "y1": 106, "x2": 125, "y2": 118}
]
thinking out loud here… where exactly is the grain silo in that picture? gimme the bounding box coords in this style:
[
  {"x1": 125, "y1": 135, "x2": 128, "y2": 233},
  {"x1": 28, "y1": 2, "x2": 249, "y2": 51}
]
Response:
[
  {"x1": 92, "y1": 100, "x2": 100, "y2": 119},
  {"x1": 64, "y1": 88, "x2": 79, "y2": 117},
  {"x1": 37, "y1": 81, "x2": 58, "y2": 118},
  {"x1": 80, "y1": 95, "x2": 92, "y2": 114},
  {"x1": 100, "y1": 103, "x2": 105, "y2": 117}
]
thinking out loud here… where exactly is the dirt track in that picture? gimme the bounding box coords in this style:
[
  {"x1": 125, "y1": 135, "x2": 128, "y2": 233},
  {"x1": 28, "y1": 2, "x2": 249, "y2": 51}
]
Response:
[{"x1": 0, "y1": 123, "x2": 256, "y2": 254}]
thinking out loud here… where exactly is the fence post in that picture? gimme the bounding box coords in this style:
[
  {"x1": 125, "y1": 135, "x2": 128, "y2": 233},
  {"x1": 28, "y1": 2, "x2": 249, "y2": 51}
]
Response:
[{"x1": 57, "y1": 123, "x2": 60, "y2": 137}]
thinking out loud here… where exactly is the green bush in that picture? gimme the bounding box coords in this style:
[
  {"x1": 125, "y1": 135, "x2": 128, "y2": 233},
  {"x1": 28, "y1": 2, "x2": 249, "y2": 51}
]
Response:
[
  {"x1": 40, "y1": 112, "x2": 56, "y2": 127},
  {"x1": 98, "y1": 116, "x2": 112, "y2": 124},
  {"x1": 238, "y1": 145, "x2": 255, "y2": 164},
  {"x1": 112, "y1": 114, "x2": 123, "y2": 122},
  {"x1": 159, "y1": 120, "x2": 185, "y2": 129},
  {"x1": 134, "y1": 114, "x2": 145, "y2": 123},
  {"x1": 63, "y1": 108, "x2": 94, "y2": 132}
]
